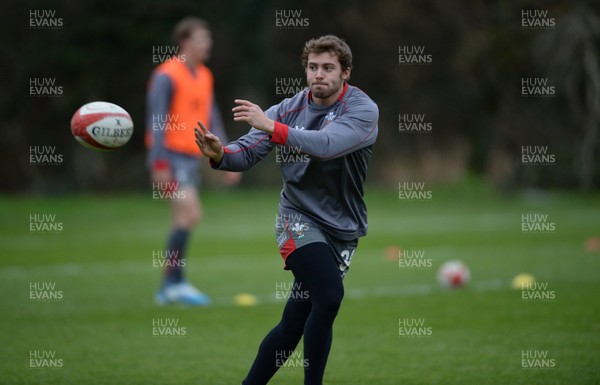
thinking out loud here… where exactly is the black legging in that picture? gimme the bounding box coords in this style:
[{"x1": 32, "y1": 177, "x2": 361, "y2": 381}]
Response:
[{"x1": 242, "y1": 242, "x2": 344, "y2": 385}]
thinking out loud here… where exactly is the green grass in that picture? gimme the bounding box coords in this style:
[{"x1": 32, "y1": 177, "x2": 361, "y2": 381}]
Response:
[{"x1": 0, "y1": 182, "x2": 599, "y2": 385}]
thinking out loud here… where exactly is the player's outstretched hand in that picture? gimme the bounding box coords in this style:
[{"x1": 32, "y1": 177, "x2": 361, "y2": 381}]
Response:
[
  {"x1": 195, "y1": 121, "x2": 224, "y2": 164},
  {"x1": 232, "y1": 99, "x2": 275, "y2": 133}
]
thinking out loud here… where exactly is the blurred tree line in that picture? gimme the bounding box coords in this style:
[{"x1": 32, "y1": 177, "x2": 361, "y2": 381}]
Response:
[{"x1": 1, "y1": 0, "x2": 599, "y2": 193}]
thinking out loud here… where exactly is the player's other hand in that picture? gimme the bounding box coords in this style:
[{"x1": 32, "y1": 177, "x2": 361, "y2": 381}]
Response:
[
  {"x1": 195, "y1": 121, "x2": 224, "y2": 164},
  {"x1": 232, "y1": 100, "x2": 275, "y2": 133}
]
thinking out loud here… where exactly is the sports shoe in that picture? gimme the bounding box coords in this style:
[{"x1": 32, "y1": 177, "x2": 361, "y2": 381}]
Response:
[{"x1": 155, "y1": 281, "x2": 211, "y2": 306}]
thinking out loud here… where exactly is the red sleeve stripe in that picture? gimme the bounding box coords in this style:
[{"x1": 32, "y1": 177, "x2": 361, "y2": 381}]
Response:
[{"x1": 271, "y1": 122, "x2": 289, "y2": 144}]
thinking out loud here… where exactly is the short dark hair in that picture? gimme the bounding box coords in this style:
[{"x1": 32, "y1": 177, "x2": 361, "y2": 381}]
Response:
[
  {"x1": 301, "y1": 35, "x2": 352, "y2": 71},
  {"x1": 173, "y1": 17, "x2": 209, "y2": 47}
]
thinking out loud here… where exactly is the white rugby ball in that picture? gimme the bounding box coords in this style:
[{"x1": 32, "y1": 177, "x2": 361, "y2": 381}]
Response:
[
  {"x1": 437, "y1": 260, "x2": 470, "y2": 288},
  {"x1": 71, "y1": 101, "x2": 134, "y2": 151}
]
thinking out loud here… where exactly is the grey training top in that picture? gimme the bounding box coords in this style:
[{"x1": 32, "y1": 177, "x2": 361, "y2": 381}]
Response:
[{"x1": 213, "y1": 83, "x2": 378, "y2": 240}]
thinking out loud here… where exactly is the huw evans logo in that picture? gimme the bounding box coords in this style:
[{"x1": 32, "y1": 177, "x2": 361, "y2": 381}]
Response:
[
  {"x1": 276, "y1": 146, "x2": 310, "y2": 165},
  {"x1": 521, "y1": 281, "x2": 555, "y2": 302},
  {"x1": 29, "y1": 350, "x2": 63, "y2": 368},
  {"x1": 521, "y1": 213, "x2": 555, "y2": 233},
  {"x1": 152, "y1": 318, "x2": 187, "y2": 337},
  {"x1": 275, "y1": 10, "x2": 309, "y2": 29},
  {"x1": 275, "y1": 78, "x2": 305, "y2": 98},
  {"x1": 275, "y1": 213, "x2": 303, "y2": 228},
  {"x1": 275, "y1": 281, "x2": 310, "y2": 302},
  {"x1": 152, "y1": 45, "x2": 185, "y2": 65},
  {"x1": 29, "y1": 77, "x2": 63, "y2": 97},
  {"x1": 152, "y1": 113, "x2": 187, "y2": 132},
  {"x1": 29, "y1": 9, "x2": 63, "y2": 29},
  {"x1": 152, "y1": 250, "x2": 186, "y2": 269},
  {"x1": 398, "y1": 182, "x2": 432, "y2": 201},
  {"x1": 398, "y1": 113, "x2": 432, "y2": 133},
  {"x1": 521, "y1": 9, "x2": 555, "y2": 29},
  {"x1": 398, "y1": 318, "x2": 432, "y2": 337},
  {"x1": 29, "y1": 281, "x2": 63, "y2": 301},
  {"x1": 29, "y1": 213, "x2": 63, "y2": 233},
  {"x1": 521, "y1": 146, "x2": 555, "y2": 166},
  {"x1": 152, "y1": 181, "x2": 187, "y2": 201},
  {"x1": 521, "y1": 350, "x2": 556, "y2": 369},
  {"x1": 398, "y1": 45, "x2": 432, "y2": 65},
  {"x1": 398, "y1": 249, "x2": 432, "y2": 269},
  {"x1": 275, "y1": 350, "x2": 309, "y2": 368},
  {"x1": 29, "y1": 146, "x2": 63, "y2": 166},
  {"x1": 521, "y1": 77, "x2": 555, "y2": 97}
]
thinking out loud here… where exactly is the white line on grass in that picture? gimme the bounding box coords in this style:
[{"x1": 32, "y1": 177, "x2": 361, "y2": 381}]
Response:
[{"x1": 0, "y1": 261, "x2": 507, "y2": 307}]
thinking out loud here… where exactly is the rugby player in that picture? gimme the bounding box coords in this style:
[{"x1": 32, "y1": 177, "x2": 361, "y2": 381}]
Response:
[{"x1": 195, "y1": 34, "x2": 378, "y2": 384}]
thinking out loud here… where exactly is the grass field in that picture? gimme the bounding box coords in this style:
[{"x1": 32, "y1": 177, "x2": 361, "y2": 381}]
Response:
[{"x1": 0, "y1": 181, "x2": 599, "y2": 385}]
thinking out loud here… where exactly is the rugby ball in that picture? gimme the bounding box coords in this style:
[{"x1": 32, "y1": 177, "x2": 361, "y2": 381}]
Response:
[
  {"x1": 71, "y1": 101, "x2": 134, "y2": 151},
  {"x1": 437, "y1": 260, "x2": 470, "y2": 288}
]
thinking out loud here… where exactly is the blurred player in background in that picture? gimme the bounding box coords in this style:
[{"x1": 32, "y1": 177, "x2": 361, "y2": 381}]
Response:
[
  {"x1": 146, "y1": 17, "x2": 240, "y2": 306},
  {"x1": 195, "y1": 35, "x2": 378, "y2": 385}
]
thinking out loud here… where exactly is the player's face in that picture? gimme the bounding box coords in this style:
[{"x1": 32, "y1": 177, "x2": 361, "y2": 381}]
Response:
[
  {"x1": 306, "y1": 52, "x2": 350, "y2": 104},
  {"x1": 181, "y1": 27, "x2": 212, "y2": 65}
]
